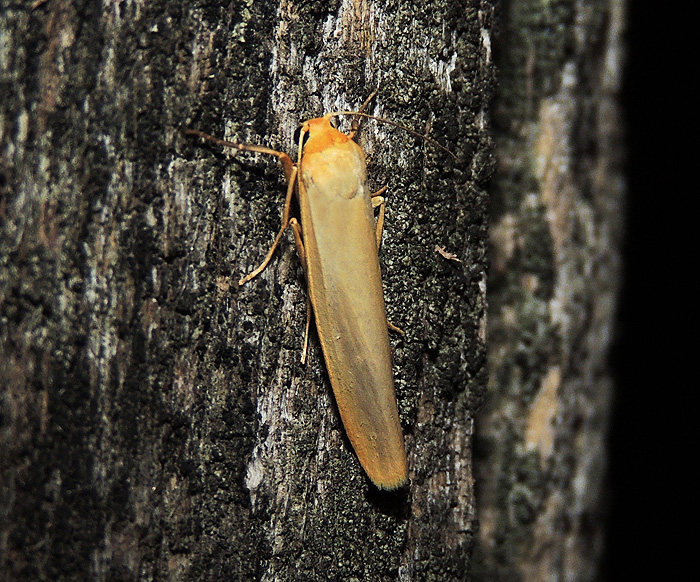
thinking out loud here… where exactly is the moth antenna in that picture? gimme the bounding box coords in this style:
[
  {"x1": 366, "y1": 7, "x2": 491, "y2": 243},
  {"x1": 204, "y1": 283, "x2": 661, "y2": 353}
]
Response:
[
  {"x1": 348, "y1": 91, "x2": 378, "y2": 137},
  {"x1": 327, "y1": 111, "x2": 457, "y2": 159}
]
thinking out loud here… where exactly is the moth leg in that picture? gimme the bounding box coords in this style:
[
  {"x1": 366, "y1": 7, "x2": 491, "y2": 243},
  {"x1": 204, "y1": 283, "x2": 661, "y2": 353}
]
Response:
[
  {"x1": 387, "y1": 320, "x2": 405, "y2": 336},
  {"x1": 287, "y1": 218, "x2": 313, "y2": 364},
  {"x1": 370, "y1": 186, "x2": 388, "y2": 250},
  {"x1": 238, "y1": 165, "x2": 299, "y2": 286},
  {"x1": 369, "y1": 187, "x2": 404, "y2": 336},
  {"x1": 385, "y1": 291, "x2": 404, "y2": 335},
  {"x1": 186, "y1": 129, "x2": 296, "y2": 183},
  {"x1": 185, "y1": 128, "x2": 299, "y2": 286}
]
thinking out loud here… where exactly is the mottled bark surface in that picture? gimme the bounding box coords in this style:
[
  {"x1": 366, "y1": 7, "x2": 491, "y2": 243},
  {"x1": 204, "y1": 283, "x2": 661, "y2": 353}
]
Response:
[
  {"x1": 1, "y1": 1, "x2": 493, "y2": 581},
  {"x1": 473, "y1": 1, "x2": 626, "y2": 581}
]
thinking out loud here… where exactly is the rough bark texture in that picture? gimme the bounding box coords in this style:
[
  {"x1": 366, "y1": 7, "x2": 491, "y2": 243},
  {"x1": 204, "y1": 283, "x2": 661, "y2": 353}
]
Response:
[
  {"x1": 1, "y1": 1, "x2": 493, "y2": 581},
  {"x1": 473, "y1": 1, "x2": 626, "y2": 581}
]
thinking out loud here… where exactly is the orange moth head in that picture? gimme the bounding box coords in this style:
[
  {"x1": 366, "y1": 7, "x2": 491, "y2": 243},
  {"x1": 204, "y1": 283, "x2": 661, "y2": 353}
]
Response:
[{"x1": 299, "y1": 115, "x2": 351, "y2": 157}]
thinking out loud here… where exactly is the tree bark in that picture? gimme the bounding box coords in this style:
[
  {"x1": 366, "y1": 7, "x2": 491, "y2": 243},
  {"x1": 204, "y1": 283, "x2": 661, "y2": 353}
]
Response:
[
  {"x1": 473, "y1": 1, "x2": 626, "y2": 581},
  {"x1": 1, "y1": 1, "x2": 493, "y2": 581}
]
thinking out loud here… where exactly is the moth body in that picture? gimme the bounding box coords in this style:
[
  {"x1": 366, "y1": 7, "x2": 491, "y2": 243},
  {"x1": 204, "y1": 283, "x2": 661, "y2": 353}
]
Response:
[
  {"x1": 298, "y1": 117, "x2": 407, "y2": 489},
  {"x1": 188, "y1": 107, "x2": 409, "y2": 489}
]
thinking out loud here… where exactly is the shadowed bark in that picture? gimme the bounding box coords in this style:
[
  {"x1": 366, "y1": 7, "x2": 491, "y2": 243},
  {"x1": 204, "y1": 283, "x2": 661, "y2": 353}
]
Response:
[{"x1": 473, "y1": 1, "x2": 626, "y2": 581}]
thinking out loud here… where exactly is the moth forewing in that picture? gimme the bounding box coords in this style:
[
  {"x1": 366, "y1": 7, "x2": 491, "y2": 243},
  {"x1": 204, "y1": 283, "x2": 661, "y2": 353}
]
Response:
[{"x1": 298, "y1": 117, "x2": 407, "y2": 488}]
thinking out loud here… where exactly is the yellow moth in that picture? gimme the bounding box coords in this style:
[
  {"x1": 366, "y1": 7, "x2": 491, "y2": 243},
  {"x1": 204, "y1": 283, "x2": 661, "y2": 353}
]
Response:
[{"x1": 187, "y1": 97, "x2": 451, "y2": 489}]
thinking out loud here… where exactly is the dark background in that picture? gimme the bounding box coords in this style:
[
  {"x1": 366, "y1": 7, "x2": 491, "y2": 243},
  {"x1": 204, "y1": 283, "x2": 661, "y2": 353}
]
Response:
[{"x1": 604, "y1": 3, "x2": 689, "y2": 580}]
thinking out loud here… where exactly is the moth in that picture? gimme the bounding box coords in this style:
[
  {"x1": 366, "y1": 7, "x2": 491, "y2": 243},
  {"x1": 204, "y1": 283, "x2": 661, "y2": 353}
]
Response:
[{"x1": 188, "y1": 96, "x2": 452, "y2": 489}]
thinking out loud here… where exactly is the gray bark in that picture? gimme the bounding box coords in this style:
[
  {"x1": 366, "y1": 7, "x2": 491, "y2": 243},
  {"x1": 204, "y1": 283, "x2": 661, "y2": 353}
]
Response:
[
  {"x1": 1, "y1": 1, "x2": 493, "y2": 581},
  {"x1": 473, "y1": 1, "x2": 626, "y2": 581}
]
